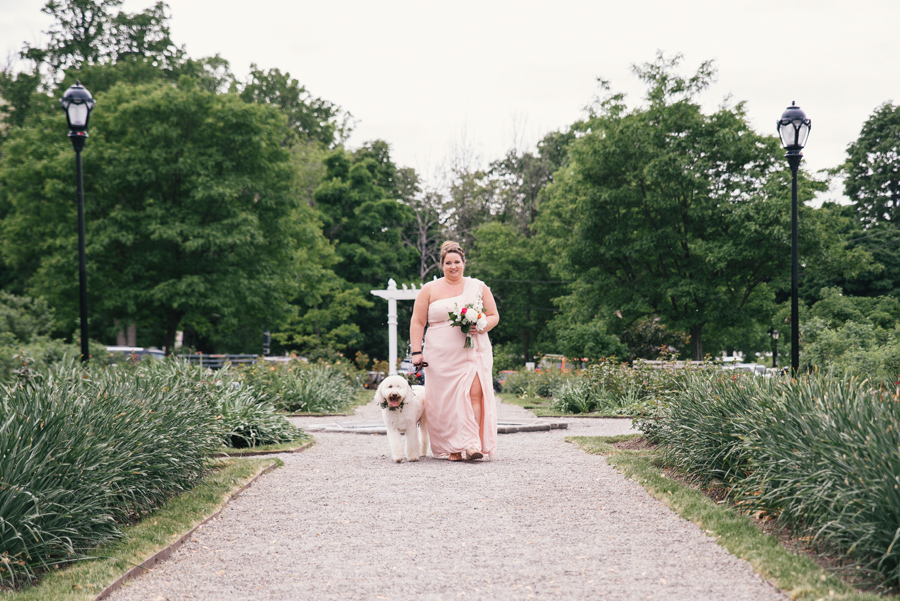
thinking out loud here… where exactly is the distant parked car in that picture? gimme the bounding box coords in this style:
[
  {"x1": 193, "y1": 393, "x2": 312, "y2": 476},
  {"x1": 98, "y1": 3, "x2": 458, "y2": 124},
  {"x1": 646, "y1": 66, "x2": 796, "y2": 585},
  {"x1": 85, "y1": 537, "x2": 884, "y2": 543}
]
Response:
[{"x1": 106, "y1": 346, "x2": 165, "y2": 363}]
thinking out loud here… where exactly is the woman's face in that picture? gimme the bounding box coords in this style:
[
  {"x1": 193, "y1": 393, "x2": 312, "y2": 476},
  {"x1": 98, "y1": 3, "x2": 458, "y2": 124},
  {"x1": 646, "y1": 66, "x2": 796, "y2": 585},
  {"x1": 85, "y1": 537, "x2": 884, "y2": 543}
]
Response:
[{"x1": 442, "y1": 252, "x2": 465, "y2": 280}]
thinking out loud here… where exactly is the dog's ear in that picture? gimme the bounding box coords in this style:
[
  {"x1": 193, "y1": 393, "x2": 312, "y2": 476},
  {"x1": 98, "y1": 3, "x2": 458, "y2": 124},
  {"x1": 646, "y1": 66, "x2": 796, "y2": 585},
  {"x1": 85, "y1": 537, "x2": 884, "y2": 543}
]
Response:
[{"x1": 373, "y1": 383, "x2": 383, "y2": 405}]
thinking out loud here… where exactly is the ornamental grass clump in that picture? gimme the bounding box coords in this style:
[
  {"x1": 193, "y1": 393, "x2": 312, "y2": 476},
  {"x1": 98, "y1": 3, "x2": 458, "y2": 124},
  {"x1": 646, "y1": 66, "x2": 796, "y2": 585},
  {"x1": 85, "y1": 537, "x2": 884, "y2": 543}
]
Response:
[
  {"x1": 733, "y1": 374, "x2": 900, "y2": 587},
  {"x1": 637, "y1": 370, "x2": 777, "y2": 487},
  {"x1": 0, "y1": 367, "x2": 221, "y2": 588},
  {"x1": 129, "y1": 359, "x2": 302, "y2": 447},
  {"x1": 645, "y1": 369, "x2": 900, "y2": 588},
  {"x1": 239, "y1": 362, "x2": 356, "y2": 414},
  {"x1": 214, "y1": 384, "x2": 301, "y2": 447}
]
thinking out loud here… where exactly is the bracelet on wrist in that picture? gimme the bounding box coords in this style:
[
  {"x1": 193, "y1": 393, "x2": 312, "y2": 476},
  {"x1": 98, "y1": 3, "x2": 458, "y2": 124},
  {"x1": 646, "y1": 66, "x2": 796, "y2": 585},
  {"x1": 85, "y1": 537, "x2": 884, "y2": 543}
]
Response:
[{"x1": 411, "y1": 351, "x2": 422, "y2": 356}]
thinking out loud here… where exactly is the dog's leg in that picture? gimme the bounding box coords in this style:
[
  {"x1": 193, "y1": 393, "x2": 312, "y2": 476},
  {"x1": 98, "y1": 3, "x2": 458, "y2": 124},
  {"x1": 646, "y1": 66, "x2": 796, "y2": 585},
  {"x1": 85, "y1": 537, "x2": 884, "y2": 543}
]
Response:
[
  {"x1": 385, "y1": 425, "x2": 404, "y2": 463},
  {"x1": 418, "y1": 412, "x2": 430, "y2": 458},
  {"x1": 405, "y1": 425, "x2": 420, "y2": 462}
]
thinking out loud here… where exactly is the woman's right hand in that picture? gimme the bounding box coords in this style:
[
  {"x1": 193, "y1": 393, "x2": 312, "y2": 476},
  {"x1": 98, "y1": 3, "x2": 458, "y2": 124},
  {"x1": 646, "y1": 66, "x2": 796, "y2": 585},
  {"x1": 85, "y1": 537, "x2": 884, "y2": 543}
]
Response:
[{"x1": 412, "y1": 354, "x2": 426, "y2": 367}]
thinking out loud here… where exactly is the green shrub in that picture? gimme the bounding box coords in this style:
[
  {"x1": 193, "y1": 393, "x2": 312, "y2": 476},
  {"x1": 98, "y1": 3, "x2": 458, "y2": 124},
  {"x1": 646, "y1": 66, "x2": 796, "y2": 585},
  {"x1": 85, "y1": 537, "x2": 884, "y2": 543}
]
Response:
[
  {"x1": 500, "y1": 368, "x2": 574, "y2": 398},
  {"x1": 491, "y1": 342, "x2": 522, "y2": 376},
  {"x1": 125, "y1": 359, "x2": 303, "y2": 447},
  {"x1": 214, "y1": 384, "x2": 301, "y2": 447},
  {"x1": 550, "y1": 358, "x2": 715, "y2": 416},
  {"x1": 801, "y1": 317, "x2": 900, "y2": 386},
  {"x1": 636, "y1": 370, "x2": 770, "y2": 485},
  {"x1": 0, "y1": 338, "x2": 108, "y2": 384},
  {"x1": 0, "y1": 355, "x2": 313, "y2": 588},
  {"x1": 552, "y1": 378, "x2": 597, "y2": 413},
  {"x1": 237, "y1": 361, "x2": 357, "y2": 413}
]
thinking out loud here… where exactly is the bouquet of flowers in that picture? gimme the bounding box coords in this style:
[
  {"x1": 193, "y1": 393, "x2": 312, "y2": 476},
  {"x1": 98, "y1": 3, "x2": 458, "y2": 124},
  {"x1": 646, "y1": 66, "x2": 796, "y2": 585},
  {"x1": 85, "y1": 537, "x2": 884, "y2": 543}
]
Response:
[{"x1": 448, "y1": 295, "x2": 488, "y2": 348}]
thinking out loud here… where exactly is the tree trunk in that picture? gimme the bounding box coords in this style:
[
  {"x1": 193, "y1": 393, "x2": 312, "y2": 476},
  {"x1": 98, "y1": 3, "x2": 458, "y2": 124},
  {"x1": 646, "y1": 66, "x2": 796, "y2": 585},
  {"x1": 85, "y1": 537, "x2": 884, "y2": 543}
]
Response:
[
  {"x1": 523, "y1": 328, "x2": 531, "y2": 365},
  {"x1": 691, "y1": 325, "x2": 703, "y2": 361},
  {"x1": 164, "y1": 311, "x2": 183, "y2": 356}
]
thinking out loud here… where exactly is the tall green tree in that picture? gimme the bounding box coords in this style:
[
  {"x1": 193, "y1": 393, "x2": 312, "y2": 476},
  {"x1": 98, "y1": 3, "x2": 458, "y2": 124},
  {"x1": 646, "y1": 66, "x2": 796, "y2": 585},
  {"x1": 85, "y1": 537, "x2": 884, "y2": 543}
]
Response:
[
  {"x1": 313, "y1": 145, "x2": 416, "y2": 285},
  {"x1": 0, "y1": 80, "x2": 323, "y2": 352},
  {"x1": 468, "y1": 221, "x2": 560, "y2": 361},
  {"x1": 1, "y1": 0, "x2": 227, "y2": 146},
  {"x1": 308, "y1": 143, "x2": 418, "y2": 358},
  {"x1": 826, "y1": 102, "x2": 900, "y2": 299},
  {"x1": 238, "y1": 65, "x2": 349, "y2": 148},
  {"x1": 843, "y1": 102, "x2": 900, "y2": 227},
  {"x1": 538, "y1": 54, "x2": 862, "y2": 360},
  {"x1": 487, "y1": 130, "x2": 576, "y2": 234},
  {"x1": 22, "y1": 0, "x2": 183, "y2": 75}
]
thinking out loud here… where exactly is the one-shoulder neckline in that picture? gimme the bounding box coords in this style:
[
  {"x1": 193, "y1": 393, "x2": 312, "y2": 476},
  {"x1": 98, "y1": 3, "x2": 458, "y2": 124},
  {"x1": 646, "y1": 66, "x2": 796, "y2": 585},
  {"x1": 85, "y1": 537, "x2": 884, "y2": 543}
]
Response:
[{"x1": 428, "y1": 277, "x2": 472, "y2": 305}]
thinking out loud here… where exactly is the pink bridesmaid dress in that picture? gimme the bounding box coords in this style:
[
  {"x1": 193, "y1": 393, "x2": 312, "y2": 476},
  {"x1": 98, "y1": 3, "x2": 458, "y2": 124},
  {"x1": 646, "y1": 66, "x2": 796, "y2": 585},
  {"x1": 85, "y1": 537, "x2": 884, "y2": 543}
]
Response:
[{"x1": 422, "y1": 277, "x2": 498, "y2": 459}]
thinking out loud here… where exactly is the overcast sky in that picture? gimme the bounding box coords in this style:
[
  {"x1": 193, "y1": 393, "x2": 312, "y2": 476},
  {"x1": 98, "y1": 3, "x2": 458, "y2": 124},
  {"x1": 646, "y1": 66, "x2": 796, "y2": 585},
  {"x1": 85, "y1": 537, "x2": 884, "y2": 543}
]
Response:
[{"x1": 3, "y1": 0, "x2": 899, "y2": 202}]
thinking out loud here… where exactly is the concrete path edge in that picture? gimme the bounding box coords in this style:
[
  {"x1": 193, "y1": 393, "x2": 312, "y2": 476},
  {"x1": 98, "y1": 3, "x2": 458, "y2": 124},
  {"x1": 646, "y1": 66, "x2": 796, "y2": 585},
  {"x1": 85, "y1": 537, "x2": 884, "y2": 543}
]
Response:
[
  {"x1": 94, "y1": 460, "x2": 282, "y2": 601},
  {"x1": 215, "y1": 440, "x2": 315, "y2": 458}
]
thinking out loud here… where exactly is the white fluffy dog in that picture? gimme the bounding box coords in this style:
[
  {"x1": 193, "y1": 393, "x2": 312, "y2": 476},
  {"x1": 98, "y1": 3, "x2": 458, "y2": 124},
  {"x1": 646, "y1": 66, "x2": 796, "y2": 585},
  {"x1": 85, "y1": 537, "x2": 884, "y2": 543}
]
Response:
[{"x1": 375, "y1": 375, "x2": 430, "y2": 462}]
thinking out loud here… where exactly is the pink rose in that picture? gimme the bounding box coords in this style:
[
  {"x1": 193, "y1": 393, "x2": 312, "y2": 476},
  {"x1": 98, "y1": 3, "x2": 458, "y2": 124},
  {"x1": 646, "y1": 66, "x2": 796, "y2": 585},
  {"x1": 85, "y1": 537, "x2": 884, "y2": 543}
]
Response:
[{"x1": 460, "y1": 308, "x2": 467, "y2": 315}]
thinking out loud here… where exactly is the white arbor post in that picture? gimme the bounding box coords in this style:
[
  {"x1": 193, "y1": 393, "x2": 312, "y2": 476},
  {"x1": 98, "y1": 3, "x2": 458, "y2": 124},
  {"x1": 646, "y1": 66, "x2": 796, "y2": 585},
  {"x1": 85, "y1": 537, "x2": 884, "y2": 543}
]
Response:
[{"x1": 371, "y1": 279, "x2": 421, "y2": 375}]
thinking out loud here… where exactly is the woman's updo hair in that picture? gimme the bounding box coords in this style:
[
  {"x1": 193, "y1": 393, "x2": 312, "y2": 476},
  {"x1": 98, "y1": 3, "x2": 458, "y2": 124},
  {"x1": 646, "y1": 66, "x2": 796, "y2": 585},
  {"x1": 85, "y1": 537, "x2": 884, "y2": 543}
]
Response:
[{"x1": 440, "y1": 241, "x2": 466, "y2": 264}]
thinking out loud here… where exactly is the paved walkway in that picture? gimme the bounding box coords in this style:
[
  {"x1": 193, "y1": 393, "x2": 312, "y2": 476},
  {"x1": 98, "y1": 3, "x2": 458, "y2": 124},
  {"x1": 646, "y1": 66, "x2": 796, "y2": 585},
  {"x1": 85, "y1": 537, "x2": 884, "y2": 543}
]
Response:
[{"x1": 108, "y1": 401, "x2": 786, "y2": 600}]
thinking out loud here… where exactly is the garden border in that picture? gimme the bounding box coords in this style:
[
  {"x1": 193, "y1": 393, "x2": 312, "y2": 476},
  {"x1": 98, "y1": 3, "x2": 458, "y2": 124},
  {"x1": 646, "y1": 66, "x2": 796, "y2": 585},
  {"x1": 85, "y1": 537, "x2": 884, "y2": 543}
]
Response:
[
  {"x1": 568, "y1": 435, "x2": 887, "y2": 601},
  {"x1": 214, "y1": 440, "x2": 315, "y2": 458},
  {"x1": 93, "y1": 461, "x2": 280, "y2": 600}
]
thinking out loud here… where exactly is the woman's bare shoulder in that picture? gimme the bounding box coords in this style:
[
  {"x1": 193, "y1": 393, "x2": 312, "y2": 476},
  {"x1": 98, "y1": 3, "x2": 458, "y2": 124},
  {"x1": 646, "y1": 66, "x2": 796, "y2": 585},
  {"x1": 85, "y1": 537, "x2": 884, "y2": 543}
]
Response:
[{"x1": 416, "y1": 281, "x2": 435, "y2": 300}]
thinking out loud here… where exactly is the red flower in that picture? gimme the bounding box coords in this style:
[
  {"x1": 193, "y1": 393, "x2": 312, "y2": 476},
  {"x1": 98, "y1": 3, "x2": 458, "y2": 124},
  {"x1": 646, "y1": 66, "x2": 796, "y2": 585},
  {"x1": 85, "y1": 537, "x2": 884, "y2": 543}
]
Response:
[{"x1": 460, "y1": 307, "x2": 467, "y2": 315}]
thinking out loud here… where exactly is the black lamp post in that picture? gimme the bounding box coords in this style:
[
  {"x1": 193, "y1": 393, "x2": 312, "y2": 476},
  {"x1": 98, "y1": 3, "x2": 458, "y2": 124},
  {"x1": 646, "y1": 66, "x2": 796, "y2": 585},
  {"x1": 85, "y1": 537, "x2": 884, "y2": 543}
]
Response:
[
  {"x1": 777, "y1": 102, "x2": 810, "y2": 376},
  {"x1": 60, "y1": 80, "x2": 95, "y2": 362},
  {"x1": 770, "y1": 329, "x2": 779, "y2": 369}
]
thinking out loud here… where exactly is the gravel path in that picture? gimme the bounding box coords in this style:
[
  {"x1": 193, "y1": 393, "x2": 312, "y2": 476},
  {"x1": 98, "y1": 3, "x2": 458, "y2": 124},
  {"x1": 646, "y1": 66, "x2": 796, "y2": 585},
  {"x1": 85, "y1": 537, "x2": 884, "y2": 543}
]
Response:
[{"x1": 108, "y1": 400, "x2": 786, "y2": 601}]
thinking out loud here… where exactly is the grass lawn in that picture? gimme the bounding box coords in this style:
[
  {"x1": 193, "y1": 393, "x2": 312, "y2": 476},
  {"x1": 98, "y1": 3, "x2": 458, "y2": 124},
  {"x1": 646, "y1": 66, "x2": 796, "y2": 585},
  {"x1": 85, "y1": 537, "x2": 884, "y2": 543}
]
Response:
[
  {"x1": 569, "y1": 435, "x2": 887, "y2": 601},
  {"x1": 2, "y1": 457, "x2": 281, "y2": 601},
  {"x1": 352, "y1": 388, "x2": 375, "y2": 409}
]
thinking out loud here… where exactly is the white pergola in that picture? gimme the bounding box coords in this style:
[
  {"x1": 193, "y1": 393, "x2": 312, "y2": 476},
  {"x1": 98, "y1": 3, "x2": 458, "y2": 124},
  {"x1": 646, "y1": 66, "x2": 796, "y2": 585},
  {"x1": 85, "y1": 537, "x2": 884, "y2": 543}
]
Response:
[{"x1": 370, "y1": 279, "x2": 422, "y2": 375}]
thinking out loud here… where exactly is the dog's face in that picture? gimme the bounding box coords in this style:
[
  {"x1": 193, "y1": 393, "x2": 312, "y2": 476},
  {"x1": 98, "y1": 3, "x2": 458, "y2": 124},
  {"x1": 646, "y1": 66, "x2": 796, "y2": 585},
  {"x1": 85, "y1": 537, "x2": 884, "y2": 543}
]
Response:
[{"x1": 378, "y1": 375, "x2": 411, "y2": 409}]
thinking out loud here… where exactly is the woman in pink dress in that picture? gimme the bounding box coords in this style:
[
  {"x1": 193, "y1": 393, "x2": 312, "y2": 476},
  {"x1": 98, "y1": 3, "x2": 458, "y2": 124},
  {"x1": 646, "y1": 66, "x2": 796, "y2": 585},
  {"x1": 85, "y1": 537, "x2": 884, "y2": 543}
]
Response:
[{"x1": 409, "y1": 241, "x2": 499, "y2": 461}]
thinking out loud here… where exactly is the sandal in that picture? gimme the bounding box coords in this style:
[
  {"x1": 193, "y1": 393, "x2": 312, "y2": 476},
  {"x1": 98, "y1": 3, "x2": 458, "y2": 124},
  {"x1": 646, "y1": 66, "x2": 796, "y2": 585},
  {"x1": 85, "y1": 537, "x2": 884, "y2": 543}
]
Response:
[
  {"x1": 465, "y1": 448, "x2": 483, "y2": 461},
  {"x1": 448, "y1": 452, "x2": 463, "y2": 461}
]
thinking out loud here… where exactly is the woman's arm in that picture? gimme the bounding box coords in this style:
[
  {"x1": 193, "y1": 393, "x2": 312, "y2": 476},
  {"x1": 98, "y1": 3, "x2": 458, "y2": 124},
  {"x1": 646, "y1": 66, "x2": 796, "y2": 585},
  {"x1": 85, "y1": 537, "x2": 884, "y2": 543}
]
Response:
[
  {"x1": 475, "y1": 285, "x2": 499, "y2": 334},
  {"x1": 409, "y1": 283, "x2": 430, "y2": 366}
]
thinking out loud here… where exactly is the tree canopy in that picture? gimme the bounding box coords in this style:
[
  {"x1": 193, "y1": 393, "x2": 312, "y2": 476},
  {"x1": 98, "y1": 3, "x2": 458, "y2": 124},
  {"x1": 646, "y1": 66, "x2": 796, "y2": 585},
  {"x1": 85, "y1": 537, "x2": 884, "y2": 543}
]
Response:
[
  {"x1": 843, "y1": 102, "x2": 900, "y2": 227},
  {"x1": 538, "y1": 54, "x2": 858, "y2": 360},
  {"x1": 1, "y1": 80, "x2": 325, "y2": 352},
  {"x1": 2, "y1": 1, "x2": 896, "y2": 366}
]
